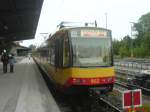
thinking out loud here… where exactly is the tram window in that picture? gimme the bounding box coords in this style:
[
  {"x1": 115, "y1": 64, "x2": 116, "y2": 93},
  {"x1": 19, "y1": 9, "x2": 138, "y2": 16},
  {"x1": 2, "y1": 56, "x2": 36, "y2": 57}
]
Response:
[
  {"x1": 55, "y1": 39, "x2": 60, "y2": 67},
  {"x1": 63, "y1": 36, "x2": 70, "y2": 67},
  {"x1": 48, "y1": 49, "x2": 51, "y2": 63},
  {"x1": 49, "y1": 48, "x2": 52, "y2": 64},
  {"x1": 50, "y1": 43, "x2": 55, "y2": 65},
  {"x1": 58, "y1": 38, "x2": 63, "y2": 67}
]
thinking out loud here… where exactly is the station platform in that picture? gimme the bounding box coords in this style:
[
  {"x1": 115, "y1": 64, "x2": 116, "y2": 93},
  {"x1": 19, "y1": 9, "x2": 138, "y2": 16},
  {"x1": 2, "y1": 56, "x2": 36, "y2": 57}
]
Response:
[{"x1": 0, "y1": 57, "x2": 61, "y2": 112}]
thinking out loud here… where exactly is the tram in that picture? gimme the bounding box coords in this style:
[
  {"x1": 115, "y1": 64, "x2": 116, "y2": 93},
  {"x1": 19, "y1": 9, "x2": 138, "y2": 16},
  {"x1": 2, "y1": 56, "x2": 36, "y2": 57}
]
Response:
[{"x1": 35, "y1": 22, "x2": 115, "y2": 94}]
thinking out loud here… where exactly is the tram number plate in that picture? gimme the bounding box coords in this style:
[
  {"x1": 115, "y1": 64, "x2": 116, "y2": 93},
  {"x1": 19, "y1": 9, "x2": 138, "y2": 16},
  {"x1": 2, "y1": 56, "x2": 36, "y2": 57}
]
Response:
[{"x1": 91, "y1": 79, "x2": 99, "y2": 84}]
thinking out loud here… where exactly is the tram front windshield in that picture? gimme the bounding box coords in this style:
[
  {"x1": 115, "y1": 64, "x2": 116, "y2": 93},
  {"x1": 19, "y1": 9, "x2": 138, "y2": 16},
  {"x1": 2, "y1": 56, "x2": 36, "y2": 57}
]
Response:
[{"x1": 71, "y1": 37, "x2": 112, "y2": 67}]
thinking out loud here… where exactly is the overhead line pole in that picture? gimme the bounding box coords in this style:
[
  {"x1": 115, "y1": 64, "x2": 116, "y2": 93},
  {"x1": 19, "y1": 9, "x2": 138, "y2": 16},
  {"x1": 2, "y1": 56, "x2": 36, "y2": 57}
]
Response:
[{"x1": 105, "y1": 13, "x2": 107, "y2": 29}]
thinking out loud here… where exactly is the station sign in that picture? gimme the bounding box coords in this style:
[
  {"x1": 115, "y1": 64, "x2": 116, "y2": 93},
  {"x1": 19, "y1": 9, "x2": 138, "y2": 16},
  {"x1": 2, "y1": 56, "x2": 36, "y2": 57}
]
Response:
[{"x1": 122, "y1": 89, "x2": 142, "y2": 109}]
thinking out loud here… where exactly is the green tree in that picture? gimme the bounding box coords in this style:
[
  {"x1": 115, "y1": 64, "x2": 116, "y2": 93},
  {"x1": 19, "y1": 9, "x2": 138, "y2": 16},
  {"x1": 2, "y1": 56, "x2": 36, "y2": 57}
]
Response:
[
  {"x1": 112, "y1": 12, "x2": 150, "y2": 58},
  {"x1": 113, "y1": 39, "x2": 120, "y2": 55},
  {"x1": 134, "y1": 12, "x2": 150, "y2": 57},
  {"x1": 119, "y1": 46, "x2": 129, "y2": 58}
]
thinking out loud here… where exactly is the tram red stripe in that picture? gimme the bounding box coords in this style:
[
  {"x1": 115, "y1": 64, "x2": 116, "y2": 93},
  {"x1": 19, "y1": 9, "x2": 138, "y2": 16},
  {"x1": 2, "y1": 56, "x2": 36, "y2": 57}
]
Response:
[{"x1": 66, "y1": 77, "x2": 115, "y2": 86}]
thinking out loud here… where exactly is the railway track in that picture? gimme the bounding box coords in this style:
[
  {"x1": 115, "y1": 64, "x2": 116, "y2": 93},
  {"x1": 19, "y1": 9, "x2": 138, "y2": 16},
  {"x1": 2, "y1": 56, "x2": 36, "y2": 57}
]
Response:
[
  {"x1": 115, "y1": 61, "x2": 150, "y2": 96},
  {"x1": 98, "y1": 95, "x2": 122, "y2": 112},
  {"x1": 115, "y1": 81, "x2": 129, "y2": 89},
  {"x1": 89, "y1": 90, "x2": 122, "y2": 112},
  {"x1": 99, "y1": 97, "x2": 121, "y2": 112},
  {"x1": 115, "y1": 81, "x2": 150, "y2": 96},
  {"x1": 115, "y1": 60, "x2": 150, "y2": 76}
]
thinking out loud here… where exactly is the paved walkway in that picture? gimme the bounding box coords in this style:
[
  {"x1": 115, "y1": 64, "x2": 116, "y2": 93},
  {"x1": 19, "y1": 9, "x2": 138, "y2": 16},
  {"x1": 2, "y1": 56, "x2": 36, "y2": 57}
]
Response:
[{"x1": 0, "y1": 58, "x2": 60, "y2": 112}]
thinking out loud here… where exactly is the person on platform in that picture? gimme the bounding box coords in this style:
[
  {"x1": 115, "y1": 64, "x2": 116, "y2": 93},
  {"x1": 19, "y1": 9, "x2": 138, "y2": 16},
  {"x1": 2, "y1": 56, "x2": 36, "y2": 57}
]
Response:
[
  {"x1": 1, "y1": 50, "x2": 9, "y2": 73},
  {"x1": 9, "y1": 53, "x2": 15, "y2": 73}
]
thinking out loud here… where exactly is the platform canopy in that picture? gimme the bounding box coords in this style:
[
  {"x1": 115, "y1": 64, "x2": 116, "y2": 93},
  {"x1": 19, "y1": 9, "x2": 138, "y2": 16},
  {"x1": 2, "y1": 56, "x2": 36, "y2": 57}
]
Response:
[{"x1": 0, "y1": 0, "x2": 44, "y2": 41}]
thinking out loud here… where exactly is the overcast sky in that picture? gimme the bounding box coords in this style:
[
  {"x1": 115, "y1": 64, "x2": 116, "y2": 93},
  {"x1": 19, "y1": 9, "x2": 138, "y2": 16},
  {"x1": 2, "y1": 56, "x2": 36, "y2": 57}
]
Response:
[{"x1": 21, "y1": 0, "x2": 150, "y2": 47}]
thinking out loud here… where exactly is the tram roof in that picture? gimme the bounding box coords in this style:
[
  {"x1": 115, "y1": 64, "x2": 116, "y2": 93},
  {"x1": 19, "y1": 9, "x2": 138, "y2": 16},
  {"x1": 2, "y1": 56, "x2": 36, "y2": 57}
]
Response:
[
  {"x1": 51, "y1": 26, "x2": 111, "y2": 34},
  {"x1": 0, "y1": 0, "x2": 44, "y2": 41},
  {"x1": 59, "y1": 26, "x2": 110, "y2": 31}
]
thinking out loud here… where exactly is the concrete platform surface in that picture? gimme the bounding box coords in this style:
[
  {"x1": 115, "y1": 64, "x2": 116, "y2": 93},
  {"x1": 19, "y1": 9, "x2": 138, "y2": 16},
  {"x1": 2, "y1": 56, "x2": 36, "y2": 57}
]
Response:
[{"x1": 0, "y1": 58, "x2": 61, "y2": 112}]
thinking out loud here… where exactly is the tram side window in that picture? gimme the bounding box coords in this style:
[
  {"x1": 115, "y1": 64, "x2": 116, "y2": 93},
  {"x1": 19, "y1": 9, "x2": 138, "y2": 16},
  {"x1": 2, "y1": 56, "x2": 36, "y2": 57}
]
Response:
[
  {"x1": 48, "y1": 49, "x2": 51, "y2": 63},
  {"x1": 49, "y1": 48, "x2": 52, "y2": 64},
  {"x1": 50, "y1": 43, "x2": 55, "y2": 65},
  {"x1": 63, "y1": 36, "x2": 70, "y2": 67},
  {"x1": 55, "y1": 39, "x2": 60, "y2": 67}
]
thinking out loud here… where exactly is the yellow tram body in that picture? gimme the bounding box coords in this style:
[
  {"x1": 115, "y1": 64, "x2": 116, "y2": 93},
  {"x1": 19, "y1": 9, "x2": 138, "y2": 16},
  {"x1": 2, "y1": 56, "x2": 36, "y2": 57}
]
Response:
[{"x1": 52, "y1": 67, "x2": 115, "y2": 86}]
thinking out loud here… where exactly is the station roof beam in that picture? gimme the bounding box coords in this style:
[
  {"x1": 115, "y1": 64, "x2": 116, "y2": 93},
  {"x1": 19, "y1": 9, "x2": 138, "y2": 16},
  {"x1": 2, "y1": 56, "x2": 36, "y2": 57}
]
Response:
[{"x1": 0, "y1": 0, "x2": 44, "y2": 41}]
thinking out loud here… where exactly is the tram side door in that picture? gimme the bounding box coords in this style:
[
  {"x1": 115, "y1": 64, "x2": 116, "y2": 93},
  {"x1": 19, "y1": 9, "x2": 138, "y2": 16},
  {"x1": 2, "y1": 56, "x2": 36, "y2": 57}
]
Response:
[
  {"x1": 54, "y1": 36, "x2": 63, "y2": 81},
  {"x1": 54, "y1": 38, "x2": 62, "y2": 70},
  {"x1": 54, "y1": 33, "x2": 71, "y2": 84}
]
